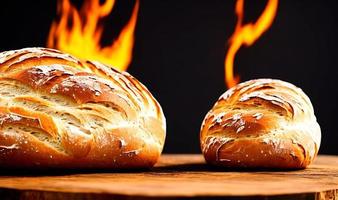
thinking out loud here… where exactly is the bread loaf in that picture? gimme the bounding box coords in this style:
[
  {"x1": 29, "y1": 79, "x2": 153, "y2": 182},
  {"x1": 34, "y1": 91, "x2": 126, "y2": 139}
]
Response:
[
  {"x1": 0, "y1": 47, "x2": 166, "y2": 169},
  {"x1": 200, "y1": 79, "x2": 321, "y2": 168}
]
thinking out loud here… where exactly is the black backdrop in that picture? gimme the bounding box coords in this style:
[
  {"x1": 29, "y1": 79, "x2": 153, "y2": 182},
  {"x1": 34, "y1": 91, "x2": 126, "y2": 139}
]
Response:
[{"x1": 0, "y1": 0, "x2": 337, "y2": 154}]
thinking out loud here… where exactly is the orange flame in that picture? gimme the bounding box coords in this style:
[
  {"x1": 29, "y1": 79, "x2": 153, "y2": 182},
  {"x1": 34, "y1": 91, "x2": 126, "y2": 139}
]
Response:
[
  {"x1": 47, "y1": 0, "x2": 139, "y2": 71},
  {"x1": 225, "y1": 0, "x2": 278, "y2": 88}
]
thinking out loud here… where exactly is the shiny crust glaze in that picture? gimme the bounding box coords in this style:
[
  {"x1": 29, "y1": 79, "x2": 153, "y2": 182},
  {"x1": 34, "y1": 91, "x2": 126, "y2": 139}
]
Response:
[
  {"x1": 0, "y1": 47, "x2": 166, "y2": 169},
  {"x1": 200, "y1": 79, "x2": 321, "y2": 168}
]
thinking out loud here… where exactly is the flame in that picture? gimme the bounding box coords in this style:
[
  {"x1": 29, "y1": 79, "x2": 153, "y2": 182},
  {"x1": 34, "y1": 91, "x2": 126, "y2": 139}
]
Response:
[
  {"x1": 47, "y1": 0, "x2": 139, "y2": 71},
  {"x1": 225, "y1": 0, "x2": 278, "y2": 88}
]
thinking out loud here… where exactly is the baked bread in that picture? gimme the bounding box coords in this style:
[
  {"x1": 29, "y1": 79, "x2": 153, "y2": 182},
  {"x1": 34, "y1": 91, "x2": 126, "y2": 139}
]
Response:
[
  {"x1": 0, "y1": 47, "x2": 166, "y2": 169},
  {"x1": 200, "y1": 79, "x2": 321, "y2": 168}
]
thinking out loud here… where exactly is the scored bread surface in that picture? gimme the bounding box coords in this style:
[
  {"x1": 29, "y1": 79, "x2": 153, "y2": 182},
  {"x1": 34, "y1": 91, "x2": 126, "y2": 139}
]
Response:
[
  {"x1": 0, "y1": 47, "x2": 166, "y2": 169},
  {"x1": 200, "y1": 79, "x2": 321, "y2": 168}
]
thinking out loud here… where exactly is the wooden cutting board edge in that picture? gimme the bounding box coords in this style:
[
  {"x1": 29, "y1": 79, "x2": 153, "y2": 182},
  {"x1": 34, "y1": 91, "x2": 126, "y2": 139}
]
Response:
[{"x1": 0, "y1": 154, "x2": 337, "y2": 200}]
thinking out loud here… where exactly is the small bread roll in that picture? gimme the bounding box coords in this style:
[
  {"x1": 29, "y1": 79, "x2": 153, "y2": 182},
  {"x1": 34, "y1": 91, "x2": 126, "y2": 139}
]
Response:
[
  {"x1": 200, "y1": 79, "x2": 321, "y2": 168},
  {"x1": 0, "y1": 47, "x2": 166, "y2": 169}
]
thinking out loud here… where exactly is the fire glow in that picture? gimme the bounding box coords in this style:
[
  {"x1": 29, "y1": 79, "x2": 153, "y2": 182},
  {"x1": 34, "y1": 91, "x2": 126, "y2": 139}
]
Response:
[
  {"x1": 47, "y1": 0, "x2": 139, "y2": 71},
  {"x1": 225, "y1": 0, "x2": 278, "y2": 88}
]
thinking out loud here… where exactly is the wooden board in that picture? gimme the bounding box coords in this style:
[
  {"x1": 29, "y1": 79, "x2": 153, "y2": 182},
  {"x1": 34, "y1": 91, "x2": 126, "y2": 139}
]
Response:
[{"x1": 0, "y1": 154, "x2": 337, "y2": 200}]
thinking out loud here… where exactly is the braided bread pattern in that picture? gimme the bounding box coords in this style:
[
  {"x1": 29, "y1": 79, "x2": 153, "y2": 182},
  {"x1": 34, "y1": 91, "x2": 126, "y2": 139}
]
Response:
[
  {"x1": 0, "y1": 47, "x2": 166, "y2": 169},
  {"x1": 200, "y1": 79, "x2": 320, "y2": 168}
]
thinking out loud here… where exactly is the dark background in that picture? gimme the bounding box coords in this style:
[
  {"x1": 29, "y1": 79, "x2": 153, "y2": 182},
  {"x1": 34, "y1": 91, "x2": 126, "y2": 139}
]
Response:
[{"x1": 0, "y1": 0, "x2": 337, "y2": 154}]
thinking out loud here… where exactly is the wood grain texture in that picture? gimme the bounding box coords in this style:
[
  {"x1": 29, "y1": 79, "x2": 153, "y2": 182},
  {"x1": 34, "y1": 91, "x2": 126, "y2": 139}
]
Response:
[{"x1": 0, "y1": 154, "x2": 337, "y2": 200}]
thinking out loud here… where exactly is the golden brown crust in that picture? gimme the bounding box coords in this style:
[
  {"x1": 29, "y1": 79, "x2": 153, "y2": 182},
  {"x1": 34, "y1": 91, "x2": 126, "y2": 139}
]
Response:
[
  {"x1": 200, "y1": 79, "x2": 321, "y2": 168},
  {"x1": 0, "y1": 47, "x2": 166, "y2": 169}
]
